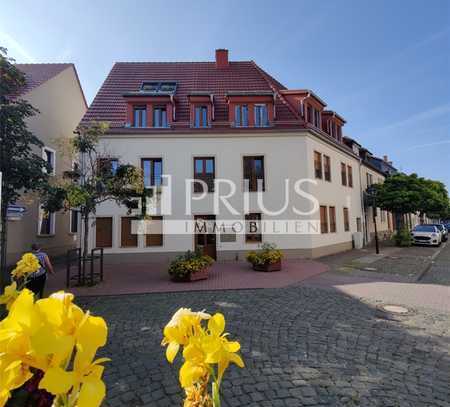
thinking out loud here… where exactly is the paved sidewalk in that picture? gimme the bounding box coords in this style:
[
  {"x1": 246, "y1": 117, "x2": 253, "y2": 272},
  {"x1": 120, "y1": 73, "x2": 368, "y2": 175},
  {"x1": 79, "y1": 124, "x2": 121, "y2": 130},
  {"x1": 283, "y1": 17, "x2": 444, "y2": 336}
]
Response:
[
  {"x1": 46, "y1": 258, "x2": 328, "y2": 296},
  {"x1": 301, "y1": 243, "x2": 450, "y2": 313}
]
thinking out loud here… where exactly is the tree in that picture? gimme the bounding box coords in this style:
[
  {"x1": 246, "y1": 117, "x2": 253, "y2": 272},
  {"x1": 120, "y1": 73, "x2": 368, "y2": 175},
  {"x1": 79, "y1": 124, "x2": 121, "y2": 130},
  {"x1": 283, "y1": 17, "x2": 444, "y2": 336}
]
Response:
[
  {"x1": 0, "y1": 48, "x2": 50, "y2": 286},
  {"x1": 372, "y1": 173, "x2": 422, "y2": 229},
  {"x1": 41, "y1": 121, "x2": 143, "y2": 276},
  {"x1": 418, "y1": 179, "x2": 449, "y2": 221},
  {"x1": 374, "y1": 173, "x2": 450, "y2": 228}
]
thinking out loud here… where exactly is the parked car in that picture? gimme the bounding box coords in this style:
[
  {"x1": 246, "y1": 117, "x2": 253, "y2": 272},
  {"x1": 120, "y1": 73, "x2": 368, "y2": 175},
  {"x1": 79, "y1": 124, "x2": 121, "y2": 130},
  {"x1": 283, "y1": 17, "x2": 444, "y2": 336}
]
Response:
[
  {"x1": 444, "y1": 223, "x2": 450, "y2": 233},
  {"x1": 410, "y1": 225, "x2": 442, "y2": 246},
  {"x1": 429, "y1": 224, "x2": 448, "y2": 242}
]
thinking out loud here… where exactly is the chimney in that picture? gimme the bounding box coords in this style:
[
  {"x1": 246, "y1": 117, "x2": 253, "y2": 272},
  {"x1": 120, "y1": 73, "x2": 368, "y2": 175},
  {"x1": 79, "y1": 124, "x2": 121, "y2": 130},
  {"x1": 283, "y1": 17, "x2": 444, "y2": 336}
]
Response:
[
  {"x1": 383, "y1": 155, "x2": 388, "y2": 162},
  {"x1": 215, "y1": 49, "x2": 229, "y2": 69}
]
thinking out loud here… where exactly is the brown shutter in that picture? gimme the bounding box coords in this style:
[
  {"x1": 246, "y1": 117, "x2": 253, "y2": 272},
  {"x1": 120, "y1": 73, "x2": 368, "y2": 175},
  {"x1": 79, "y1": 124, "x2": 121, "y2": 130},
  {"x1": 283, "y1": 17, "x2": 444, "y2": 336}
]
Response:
[
  {"x1": 96, "y1": 217, "x2": 113, "y2": 248},
  {"x1": 146, "y1": 216, "x2": 163, "y2": 246},
  {"x1": 320, "y1": 206, "x2": 328, "y2": 234}
]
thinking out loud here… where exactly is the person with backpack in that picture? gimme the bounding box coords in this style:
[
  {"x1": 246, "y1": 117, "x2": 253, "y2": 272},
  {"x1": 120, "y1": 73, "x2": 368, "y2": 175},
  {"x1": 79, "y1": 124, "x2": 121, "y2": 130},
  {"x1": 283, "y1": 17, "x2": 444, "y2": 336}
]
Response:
[{"x1": 26, "y1": 243, "x2": 54, "y2": 298}]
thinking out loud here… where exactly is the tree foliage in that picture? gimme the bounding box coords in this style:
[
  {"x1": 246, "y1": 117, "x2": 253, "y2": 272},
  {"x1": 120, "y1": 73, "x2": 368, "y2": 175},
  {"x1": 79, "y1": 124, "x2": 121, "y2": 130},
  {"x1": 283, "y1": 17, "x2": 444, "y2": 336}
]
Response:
[
  {"x1": 0, "y1": 47, "x2": 50, "y2": 282},
  {"x1": 40, "y1": 121, "x2": 144, "y2": 260},
  {"x1": 373, "y1": 173, "x2": 449, "y2": 220}
]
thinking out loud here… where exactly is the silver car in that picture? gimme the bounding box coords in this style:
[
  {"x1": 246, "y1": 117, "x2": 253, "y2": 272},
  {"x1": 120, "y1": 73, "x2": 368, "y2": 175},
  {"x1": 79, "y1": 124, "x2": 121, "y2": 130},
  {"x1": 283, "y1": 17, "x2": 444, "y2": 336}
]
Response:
[{"x1": 411, "y1": 225, "x2": 442, "y2": 246}]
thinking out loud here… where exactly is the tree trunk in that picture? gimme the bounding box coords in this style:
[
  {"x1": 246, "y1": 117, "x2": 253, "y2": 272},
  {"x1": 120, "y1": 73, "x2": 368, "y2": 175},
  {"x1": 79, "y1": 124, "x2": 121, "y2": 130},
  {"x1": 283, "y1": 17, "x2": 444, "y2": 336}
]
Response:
[{"x1": 0, "y1": 202, "x2": 9, "y2": 289}]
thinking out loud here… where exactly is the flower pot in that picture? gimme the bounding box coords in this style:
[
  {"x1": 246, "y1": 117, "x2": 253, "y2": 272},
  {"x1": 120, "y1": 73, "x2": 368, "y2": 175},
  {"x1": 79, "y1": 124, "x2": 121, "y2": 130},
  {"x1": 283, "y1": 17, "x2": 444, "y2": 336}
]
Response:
[
  {"x1": 252, "y1": 260, "x2": 282, "y2": 272},
  {"x1": 171, "y1": 266, "x2": 210, "y2": 282}
]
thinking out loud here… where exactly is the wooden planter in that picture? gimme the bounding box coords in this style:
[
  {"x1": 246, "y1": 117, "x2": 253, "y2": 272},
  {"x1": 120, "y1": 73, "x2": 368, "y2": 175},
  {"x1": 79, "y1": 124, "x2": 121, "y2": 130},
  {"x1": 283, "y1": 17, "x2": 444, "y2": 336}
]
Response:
[
  {"x1": 171, "y1": 266, "x2": 210, "y2": 282},
  {"x1": 252, "y1": 260, "x2": 282, "y2": 272}
]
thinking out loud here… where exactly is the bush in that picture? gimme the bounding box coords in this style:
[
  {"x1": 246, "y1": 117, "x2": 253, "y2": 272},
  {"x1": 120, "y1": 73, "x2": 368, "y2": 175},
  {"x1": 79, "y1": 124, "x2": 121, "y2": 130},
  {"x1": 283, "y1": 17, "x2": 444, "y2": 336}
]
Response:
[
  {"x1": 168, "y1": 249, "x2": 214, "y2": 279},
  {"x1": 246, "y1": 242, "x2": 283, "y2": 266},
  {"x1": 394, "y1": 228, "x2": 413, "y2": 247}
]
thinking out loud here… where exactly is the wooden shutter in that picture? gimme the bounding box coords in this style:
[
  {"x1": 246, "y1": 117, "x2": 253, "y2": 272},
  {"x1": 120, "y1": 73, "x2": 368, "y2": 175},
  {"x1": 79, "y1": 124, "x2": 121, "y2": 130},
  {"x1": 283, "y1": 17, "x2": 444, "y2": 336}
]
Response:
[
  {"x1": 341, "y1": 163, "x2": 347, "y2": 186},
  {"x1": 343, "y1": 208, "x2": 350, "y2": 231},
  {"x1": 347, "y1": 165, "x2": 353, "y2": 187},
  {"x1": 329, "y1": 206, "x2": 336, "y2": 233},
  {"x1": 96, "y1": 217, "x2": 112, "y2": 248},
  {"x1": 146, "y1": 216, "x2": 163, "y2": 247},
  {"x1": 320, "y1": 206, "x2": 328, "y2": 234},
  {"x1": 121, "y1": 217, "x2": 138, "y2": 247},
  {"x1": 314, "y1": 152, "x2": 322, "y2": 179}
]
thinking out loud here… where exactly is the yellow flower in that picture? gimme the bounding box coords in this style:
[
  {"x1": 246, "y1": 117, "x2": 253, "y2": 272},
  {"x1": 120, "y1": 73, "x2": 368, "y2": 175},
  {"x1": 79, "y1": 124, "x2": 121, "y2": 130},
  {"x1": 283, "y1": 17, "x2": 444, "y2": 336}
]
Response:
[
  {"x1": 203, "y1": 313, "x2": 244, "y2": 383},
  {"x1": 38, "y1": 309, "x2": 109, "y2": 407},
  {"x1": 0, "y1": 289, "x2": 109, "y2": 407},
  {"x1": 162, "y1": 308, "x2": 210, "y2": 363},
  {"x1": 0, "y1": 282, "x2": 20, "y2": 310},
  {"x1": 11, "y1": 253, "x2": 40, "y2": 279}
]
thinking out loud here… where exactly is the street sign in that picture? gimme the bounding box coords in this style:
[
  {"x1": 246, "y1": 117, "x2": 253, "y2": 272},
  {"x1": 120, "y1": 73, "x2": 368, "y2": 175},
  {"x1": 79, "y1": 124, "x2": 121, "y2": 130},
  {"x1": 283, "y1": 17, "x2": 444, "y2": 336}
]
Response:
[{"x1": 7, "y1": 205, "x2": 26, "y2": 220}]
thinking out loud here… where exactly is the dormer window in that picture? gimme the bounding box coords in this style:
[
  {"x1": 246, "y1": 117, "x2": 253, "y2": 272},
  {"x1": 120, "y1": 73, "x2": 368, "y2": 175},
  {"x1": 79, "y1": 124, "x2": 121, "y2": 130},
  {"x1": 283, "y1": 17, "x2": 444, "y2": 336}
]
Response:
[
  {"x1": 306, "y1": 104, "x2": 321, "y2": 129},
  {"x1": 141, "y1": 81, "x2": 177, "y2": 94},
  {"x1": 307, "y1": 105, "x2": 313, "y2": 124},
  {"x1": 133, "y1": 105, "x2": 147, "y2": 128},
  {"x1": 254, "y1": 104, "x2": 269, "y2": 127},
  {"x1": 314, "y1": 109, "x2": 321, "y2": 128},
  {"x1": 235, "y1": 105, "x2": 249, "y2": 127},
  {"x1": 153, "y1": 106, "x2": 168, "y2": 128},
  {"x1": 194, "y1": 106, "x2": 209, "y2": 128}
]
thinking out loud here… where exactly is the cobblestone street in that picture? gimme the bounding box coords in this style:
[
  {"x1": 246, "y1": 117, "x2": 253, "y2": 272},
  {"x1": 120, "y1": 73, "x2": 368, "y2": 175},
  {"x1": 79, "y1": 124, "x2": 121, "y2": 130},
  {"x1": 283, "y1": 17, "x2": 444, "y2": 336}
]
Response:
[{"x1": 78, "y1": 285, "x2": 450, "y2": 406}]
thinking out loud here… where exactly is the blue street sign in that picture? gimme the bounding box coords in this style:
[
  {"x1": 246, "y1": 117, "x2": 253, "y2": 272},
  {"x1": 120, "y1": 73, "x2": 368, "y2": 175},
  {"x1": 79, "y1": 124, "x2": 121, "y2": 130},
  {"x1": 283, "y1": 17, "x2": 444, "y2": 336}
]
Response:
[{"x1": 7, "y1": 205, "x2": 26, "y2": 219}]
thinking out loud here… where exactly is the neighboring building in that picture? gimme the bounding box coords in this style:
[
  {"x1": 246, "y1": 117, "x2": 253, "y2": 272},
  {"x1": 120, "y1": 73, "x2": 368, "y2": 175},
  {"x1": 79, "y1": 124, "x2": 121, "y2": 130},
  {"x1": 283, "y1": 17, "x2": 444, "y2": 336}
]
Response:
[
  {"x1": 6, "y1": 64, "x2": 87, "y2": 265},
  {"x1": 79, "y1": 49, "x2": 365, "y2": 262},
  {"x1": 343, "y1": 137, "x2": 397, "y2": 244}
]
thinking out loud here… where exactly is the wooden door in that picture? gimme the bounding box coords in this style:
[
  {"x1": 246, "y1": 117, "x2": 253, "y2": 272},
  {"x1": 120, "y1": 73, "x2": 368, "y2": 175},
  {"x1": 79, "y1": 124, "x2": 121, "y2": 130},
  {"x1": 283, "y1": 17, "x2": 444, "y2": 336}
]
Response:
[
  {"x1": 121, "y1": 217, "x2": 138, "y2": 247},
  {"x1": 194, "y1": 215, "x2": 217, "y2": 260},
  {"x1": 96, "y1": 217, "x2": 113, "y2": 248}
]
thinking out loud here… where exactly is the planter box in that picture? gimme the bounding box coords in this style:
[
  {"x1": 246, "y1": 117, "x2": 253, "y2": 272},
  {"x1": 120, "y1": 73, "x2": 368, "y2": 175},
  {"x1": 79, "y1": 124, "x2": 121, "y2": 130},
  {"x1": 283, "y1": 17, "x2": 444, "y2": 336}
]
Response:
[
  {"x1": 252, "y1": 260, "x2": 282, "y2": 272},
  {"x1": 171, "y1": 266, "x2": 210, "y2": 282}
]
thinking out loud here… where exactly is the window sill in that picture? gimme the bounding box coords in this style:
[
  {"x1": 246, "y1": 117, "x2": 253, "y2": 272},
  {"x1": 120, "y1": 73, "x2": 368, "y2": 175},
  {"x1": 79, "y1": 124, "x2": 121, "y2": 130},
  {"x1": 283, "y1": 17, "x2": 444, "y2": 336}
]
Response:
[{"x1": 37, "y1": 234, "x2": 55, "y2": 238}]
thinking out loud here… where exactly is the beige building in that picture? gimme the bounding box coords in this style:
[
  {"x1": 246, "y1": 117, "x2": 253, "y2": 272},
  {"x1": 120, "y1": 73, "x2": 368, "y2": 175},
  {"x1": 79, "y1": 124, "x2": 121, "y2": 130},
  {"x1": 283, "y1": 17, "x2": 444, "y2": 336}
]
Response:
[{"x1": 6, "y1": 64, "x2": 87, "y2": 265}]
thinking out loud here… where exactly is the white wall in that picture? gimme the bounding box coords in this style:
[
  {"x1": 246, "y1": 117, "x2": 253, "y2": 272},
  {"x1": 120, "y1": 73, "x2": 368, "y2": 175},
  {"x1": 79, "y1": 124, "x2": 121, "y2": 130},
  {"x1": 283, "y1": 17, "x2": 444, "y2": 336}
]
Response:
[{"x1": 91, "y1": 131, "x2": 363, "y2": 256}]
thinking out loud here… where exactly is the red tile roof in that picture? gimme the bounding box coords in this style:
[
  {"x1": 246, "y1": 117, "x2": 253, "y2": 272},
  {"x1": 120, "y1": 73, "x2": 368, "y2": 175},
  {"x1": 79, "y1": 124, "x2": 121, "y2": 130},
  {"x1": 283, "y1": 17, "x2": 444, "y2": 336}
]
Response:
[
  {"x1": 81, "y1": 60, "x2": 303, "y2": 129},
  {"x1": 15, "y1": 63, "x2": 73, "y2": 95}
]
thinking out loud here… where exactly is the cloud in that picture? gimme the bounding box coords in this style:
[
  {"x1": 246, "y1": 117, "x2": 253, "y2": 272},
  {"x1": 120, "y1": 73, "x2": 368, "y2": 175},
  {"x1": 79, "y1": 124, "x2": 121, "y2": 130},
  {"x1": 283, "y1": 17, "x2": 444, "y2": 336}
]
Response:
[
  {"x1": 369, "y1": 103, "x2": 450, "y2": 134},
  {"x1": 405, "y1": 139, "x2": 450, "y2": 151},
  {"x1": 0, "y1": 31, "x2": 36, "y2": 63}
]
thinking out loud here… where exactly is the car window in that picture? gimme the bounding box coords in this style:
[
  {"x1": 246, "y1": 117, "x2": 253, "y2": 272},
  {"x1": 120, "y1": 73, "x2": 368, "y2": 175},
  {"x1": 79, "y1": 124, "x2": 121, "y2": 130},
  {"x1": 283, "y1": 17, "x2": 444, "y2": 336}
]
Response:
[{"x1": 413, "y1": 225, "x2": 436, "y2": 232}]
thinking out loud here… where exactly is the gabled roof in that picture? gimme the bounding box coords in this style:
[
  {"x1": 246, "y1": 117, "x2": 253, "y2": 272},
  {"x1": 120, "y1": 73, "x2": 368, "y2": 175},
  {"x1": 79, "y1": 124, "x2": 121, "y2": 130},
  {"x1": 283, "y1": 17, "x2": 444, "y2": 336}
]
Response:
[
  {"x1": 15, "y1": 63, "x2": 73, "y2": 95},
  {"x1": 80, "y1": 61, "x2": 300, "y2": 128}
]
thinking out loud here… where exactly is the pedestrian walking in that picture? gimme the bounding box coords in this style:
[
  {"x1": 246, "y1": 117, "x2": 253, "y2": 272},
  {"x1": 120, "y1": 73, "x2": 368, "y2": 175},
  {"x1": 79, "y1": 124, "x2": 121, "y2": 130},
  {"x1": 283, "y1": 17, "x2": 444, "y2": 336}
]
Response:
[{"x1": 26, "y1": 243, "x2": 54, "y2": 298}]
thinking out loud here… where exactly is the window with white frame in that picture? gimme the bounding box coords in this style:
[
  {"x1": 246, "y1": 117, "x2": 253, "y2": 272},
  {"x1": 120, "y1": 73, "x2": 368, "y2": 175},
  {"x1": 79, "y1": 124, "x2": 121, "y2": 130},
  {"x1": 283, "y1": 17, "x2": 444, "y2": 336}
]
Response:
[
  {"x1": 38, "y1": 205, "x2": 55, "y2": 235},
  {"x1": 254, "y1": 104, "x2": 269, "y2": 127},
  {"x1": 42, "y1": 147, "x2": 56, "y2": 175},
  {"x1": 234, "y1": 105, "x2": 249, "y2": 127}
]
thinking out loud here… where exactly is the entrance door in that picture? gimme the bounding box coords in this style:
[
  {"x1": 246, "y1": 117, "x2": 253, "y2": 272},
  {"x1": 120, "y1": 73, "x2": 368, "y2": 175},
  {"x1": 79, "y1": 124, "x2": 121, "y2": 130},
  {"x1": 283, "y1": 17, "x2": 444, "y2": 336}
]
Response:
[
  {"x1": 96, "y1": 217, "x2": 113, "y2": 248},
  {"x1": 194, "y1": 215, "x2": 217, "y2": 260}
]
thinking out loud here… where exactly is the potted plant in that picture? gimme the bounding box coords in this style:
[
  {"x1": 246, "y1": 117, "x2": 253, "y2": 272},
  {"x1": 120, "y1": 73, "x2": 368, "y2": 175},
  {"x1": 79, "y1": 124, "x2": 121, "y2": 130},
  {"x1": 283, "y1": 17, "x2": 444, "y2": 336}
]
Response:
[
  {"x1": 246, "y1": 243, "x2": 283, "y2": 272},
  {"x1": 168, "y1": 249, "x2": 214, "y2": 282}
]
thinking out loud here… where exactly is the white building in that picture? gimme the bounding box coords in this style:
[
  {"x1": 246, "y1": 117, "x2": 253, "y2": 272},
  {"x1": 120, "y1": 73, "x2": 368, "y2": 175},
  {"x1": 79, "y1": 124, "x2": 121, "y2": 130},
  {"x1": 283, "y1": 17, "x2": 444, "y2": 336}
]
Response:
[{"x1": 80, "y1": 50, "x2": 365, "y2": 262}]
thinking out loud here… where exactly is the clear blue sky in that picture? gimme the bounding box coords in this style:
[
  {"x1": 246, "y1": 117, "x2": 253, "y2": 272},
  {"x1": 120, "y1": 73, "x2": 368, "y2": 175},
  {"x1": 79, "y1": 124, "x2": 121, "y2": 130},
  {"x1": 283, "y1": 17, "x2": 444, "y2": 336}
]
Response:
[{"x1": 2, "y1": 0, "x2": 449, "y2": 189}]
